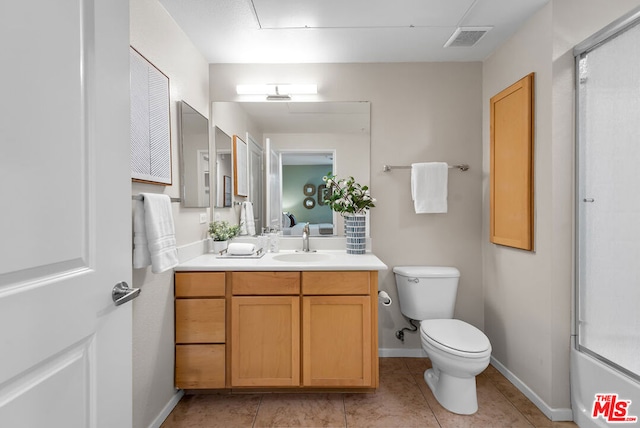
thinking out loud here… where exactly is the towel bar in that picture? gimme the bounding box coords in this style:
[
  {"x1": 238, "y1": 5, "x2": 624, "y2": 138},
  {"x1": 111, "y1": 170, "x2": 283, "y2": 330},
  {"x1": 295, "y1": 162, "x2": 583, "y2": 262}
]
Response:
[
  {"x1": 132, "y1": 195, "x2": 181, "y2": 203},
  {"x1": 383, "y1": 164, "x2": 469, "y2": 172}
]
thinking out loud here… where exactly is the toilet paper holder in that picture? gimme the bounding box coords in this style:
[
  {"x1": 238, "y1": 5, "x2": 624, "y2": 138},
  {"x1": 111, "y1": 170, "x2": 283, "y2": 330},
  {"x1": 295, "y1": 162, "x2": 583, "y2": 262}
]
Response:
[{"x1": 378, "y1": 290, "x2": 392, "y2": 306}]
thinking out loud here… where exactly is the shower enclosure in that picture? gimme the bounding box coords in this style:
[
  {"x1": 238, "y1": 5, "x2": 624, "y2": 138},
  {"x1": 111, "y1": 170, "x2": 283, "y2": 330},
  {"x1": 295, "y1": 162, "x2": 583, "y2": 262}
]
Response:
[{"x1": 574, "y1": 8, "x2": 640, "y2": 427}]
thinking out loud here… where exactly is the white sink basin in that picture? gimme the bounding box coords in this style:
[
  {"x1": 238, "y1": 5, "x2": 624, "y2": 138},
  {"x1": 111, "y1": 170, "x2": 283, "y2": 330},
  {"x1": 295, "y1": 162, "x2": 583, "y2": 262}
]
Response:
[{"x1": 272, "y1": 252, "x2": 333, "y2": 263}]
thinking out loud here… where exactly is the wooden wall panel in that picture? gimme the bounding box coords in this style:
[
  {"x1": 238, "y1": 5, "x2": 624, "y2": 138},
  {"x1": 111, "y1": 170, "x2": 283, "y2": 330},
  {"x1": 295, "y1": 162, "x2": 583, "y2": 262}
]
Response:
[{"x1": 490, "y1": 73, "x2": 535, "y2": 251}]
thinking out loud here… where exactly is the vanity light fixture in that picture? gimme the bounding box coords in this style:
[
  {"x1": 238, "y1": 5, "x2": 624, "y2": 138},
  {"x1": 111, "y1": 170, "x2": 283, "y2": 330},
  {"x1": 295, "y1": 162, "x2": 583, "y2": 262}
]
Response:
[{"x1": 236, "y1": 84, "x2": 318, "y2": 100}]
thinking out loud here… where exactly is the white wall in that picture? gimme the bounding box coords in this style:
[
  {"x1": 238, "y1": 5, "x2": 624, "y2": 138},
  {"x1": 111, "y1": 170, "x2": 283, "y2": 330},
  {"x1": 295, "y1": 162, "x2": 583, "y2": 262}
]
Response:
[
  {"x1": 482, "y1": 0, "x2": 640, "y2": 416},
  {"x1": 210, "y1": 63, "x2": 484, "y2": 352},
  {"x1": 130, "y1": 0, "x2": 210, "y2": 426}
]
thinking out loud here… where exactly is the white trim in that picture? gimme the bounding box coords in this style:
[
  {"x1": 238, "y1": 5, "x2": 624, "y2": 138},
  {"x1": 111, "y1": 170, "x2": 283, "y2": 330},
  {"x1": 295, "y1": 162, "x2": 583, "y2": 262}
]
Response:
[
  {"x1": 379, "y1": 348, "x2": 428, "y2": 358},
  {"x1": 148, "y1": 389, "x2": 184, "y2": 428},
  {"x1": 490, "y1": 356, "x2": 573, "y2": 422}
]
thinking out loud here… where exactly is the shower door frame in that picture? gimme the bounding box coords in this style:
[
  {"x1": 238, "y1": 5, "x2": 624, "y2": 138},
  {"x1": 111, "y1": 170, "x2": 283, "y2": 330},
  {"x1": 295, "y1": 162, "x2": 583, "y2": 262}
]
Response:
[{"x1": 573, "y1": 6, "x2": 640, "y2": 427}]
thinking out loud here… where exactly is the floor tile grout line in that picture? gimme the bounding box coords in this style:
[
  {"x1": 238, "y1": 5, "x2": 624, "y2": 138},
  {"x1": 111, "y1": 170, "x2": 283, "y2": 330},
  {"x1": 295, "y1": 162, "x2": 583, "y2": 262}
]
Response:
[
  {"x1": 342, "y1": 393, "x2": 348, "y2": 428},
  {"x1": 251, "y1": 393, "x2": 264, "y2": 428},
  {"x1": 411, "y1": 370, "x2": 444, "y2": 428},
  {"x1": 484, "y1": 371, "x2": 537, "y2": 428}
]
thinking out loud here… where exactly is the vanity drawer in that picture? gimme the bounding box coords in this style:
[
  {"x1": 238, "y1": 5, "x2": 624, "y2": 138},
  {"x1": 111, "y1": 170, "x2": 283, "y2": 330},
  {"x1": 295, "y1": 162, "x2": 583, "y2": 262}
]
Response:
[
  {"x1": 302, "y1": 271, "x2": 371, "y2": 295},
  {"x1": 175, "y1": 299, "x2": 225, "y2": 343},
  {"x1": 232, "y1": 271, "x2": 300, "y2": 295},
  {"x1": 175, "y1": 344, "x2": 225, "y2": 389},
  {"x1": 175, "y1": 272, "x2": 226, "y2": 297}
]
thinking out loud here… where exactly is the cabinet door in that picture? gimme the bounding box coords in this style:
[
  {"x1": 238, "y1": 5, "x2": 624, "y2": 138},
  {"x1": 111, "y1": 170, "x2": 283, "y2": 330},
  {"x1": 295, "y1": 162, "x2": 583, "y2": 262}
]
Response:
[
  {"x1": 231, "y1": 296, "x2": 300, "y2": 387},
  {"x1": 302, "y1": 296, "x2": 372, "y2": 387}
]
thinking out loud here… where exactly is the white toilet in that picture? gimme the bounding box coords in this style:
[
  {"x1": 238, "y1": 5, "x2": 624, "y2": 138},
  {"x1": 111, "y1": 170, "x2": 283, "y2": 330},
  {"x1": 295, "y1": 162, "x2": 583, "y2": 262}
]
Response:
[{"x1": 394, "y1": 266, "x2": 491, "y2": 415}]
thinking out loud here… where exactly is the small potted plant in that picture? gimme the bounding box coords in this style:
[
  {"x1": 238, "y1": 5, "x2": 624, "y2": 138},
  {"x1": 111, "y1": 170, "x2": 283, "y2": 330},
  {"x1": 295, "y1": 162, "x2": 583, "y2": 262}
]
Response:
[
  {"x1": 208, "y1": 220, "x2": 241, "y2": 253},
  {"x1": 322, "y1": 173, "x2": 376, "y2": 254}
]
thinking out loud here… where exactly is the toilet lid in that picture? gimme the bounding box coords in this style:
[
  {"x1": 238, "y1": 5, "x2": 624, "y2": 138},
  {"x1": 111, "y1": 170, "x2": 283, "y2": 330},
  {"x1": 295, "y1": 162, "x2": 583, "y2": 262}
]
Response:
[{"x1": 421, "y1": 319, "x2": 491, "y2": 354}]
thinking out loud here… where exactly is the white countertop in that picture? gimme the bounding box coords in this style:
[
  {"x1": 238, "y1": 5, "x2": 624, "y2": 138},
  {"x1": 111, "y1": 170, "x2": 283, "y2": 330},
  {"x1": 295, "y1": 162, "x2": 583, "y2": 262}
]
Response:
[{"x1": 175, "y1": 250, "x2": 388, "y2": 272}]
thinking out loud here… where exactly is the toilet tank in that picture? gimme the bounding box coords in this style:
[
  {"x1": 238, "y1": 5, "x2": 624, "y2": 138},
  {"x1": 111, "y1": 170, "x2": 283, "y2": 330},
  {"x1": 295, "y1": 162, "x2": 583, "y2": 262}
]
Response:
[{"x1": 393, "y1": 266, "x2": 460, "y2": 320}]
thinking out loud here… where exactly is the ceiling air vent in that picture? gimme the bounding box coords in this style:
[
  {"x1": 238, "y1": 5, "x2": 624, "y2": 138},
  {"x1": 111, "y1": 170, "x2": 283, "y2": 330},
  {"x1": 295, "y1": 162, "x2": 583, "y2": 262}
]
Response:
[{"x1": 444, "y1": 26, "x2": 492, "y2": 48}]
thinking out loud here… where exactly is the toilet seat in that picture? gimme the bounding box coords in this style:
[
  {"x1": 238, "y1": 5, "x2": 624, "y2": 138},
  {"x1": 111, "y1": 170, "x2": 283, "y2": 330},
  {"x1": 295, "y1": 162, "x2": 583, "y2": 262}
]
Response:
[{"x1": 421, "y1": 319, "x2": 491, "y2": 358}]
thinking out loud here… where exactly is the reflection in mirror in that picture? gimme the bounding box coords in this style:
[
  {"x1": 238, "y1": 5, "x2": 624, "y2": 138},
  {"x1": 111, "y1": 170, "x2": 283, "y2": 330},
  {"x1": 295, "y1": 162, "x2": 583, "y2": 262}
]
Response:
[
  {"x1": 280, "y1": 151, "x2": 335, "y2": 236},
  {"x1": 211, "y1": 101, "x2": 370, "y2": 237},
  {"x1": 214, "y1": 127, "x2": 232, "y2": 207},
  {"x1": 179, "y1": 101, "x2": 210, "y2": 207}
]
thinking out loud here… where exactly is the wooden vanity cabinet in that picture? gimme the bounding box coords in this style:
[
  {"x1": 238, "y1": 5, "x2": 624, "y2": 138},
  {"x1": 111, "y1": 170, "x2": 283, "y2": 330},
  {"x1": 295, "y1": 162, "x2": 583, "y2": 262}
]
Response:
[
  {"x1": 230, "y1": 272, "x2": 300, "y2": 387},
  {"x1": 174, "y1": 272, "x2": 226, "y2": 389},
  {"x1": 302, "y1": 271, "x2": 376, "y2": 388},
  {"x1": 175, "y1": 269, "x2": 379, "y2": 391}
]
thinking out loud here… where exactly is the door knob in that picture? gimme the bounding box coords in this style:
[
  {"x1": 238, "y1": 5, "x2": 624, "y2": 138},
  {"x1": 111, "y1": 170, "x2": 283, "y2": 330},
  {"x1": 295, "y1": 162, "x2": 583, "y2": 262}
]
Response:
[{"x1": 112, "y1": 281, "x2": 141, "y2": 306}]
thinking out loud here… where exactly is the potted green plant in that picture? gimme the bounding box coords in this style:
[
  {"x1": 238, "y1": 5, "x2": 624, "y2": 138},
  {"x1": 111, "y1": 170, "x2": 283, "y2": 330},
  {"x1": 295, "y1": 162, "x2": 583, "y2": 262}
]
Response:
[
  {"x1": 208, "y1": 220, "x2": 241, "y2": 253},
  {"x1": 322, "y1": 173, "x2": 376, "y2": 254}
]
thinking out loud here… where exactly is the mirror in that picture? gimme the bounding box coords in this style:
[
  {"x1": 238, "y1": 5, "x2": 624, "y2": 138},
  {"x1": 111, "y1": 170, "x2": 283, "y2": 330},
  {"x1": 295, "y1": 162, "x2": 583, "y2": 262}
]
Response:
[
  {"x1": 281, "y1": 151, "x2": 335, "y2": 236},
  {"x1": 214, "y1": 126, "x2": 232, "y2": 207},
  {"x1": 178, "y1": 101, "x2": 209, "y2": 207},
  {"x1": 211, "y1": 101, "x2": 370, "y2": 236}
]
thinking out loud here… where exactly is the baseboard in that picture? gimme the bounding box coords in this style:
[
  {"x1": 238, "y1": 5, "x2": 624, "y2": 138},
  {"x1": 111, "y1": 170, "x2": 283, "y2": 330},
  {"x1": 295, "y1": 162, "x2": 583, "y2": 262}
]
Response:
[
  {"x1": 379, "y1": 348, "x2": 428, "y2": 358},
  {"x1": 148, "y1": 389, "x2": 184, "y2": 428},
  {"x1": 490, "y1": 356, "x2": 573, "y2": 422}
]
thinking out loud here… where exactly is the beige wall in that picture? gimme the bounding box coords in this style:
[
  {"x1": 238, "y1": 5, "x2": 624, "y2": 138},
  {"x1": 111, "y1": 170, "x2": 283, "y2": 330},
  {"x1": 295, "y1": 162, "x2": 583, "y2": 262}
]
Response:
[
  {"x1": 129, "y1": 1, "x2": 640, "y2": 425},
  {"x1": 130, "y1": 0, "x2": 210, "y2": 426},
  {"x1": 210, "y1": 63, "x2": 484, "y2": 352},
  {"x1": 482, "y1": 0, "x2": 640, "y2": 415}
]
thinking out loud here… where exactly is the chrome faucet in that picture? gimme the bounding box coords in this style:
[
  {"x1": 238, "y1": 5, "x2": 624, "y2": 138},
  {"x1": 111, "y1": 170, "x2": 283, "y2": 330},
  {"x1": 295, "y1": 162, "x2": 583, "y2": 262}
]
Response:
[{"x1": 302, "y1": 222, "x2": 310, "y2": 252}]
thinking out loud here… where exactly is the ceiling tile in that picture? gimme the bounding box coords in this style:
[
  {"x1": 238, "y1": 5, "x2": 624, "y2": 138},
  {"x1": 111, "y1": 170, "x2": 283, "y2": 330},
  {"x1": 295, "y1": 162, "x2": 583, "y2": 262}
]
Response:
[
  {"x1": 252, "y1": 0, "x2": 476, "y2": 28},
  {"x1": 158, "y1": 0, "x2": 550, "y2": 63}
]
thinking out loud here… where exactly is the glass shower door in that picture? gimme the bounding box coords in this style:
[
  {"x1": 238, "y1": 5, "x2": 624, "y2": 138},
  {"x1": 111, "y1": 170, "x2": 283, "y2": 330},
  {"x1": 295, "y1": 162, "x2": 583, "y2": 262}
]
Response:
[{"x1": 576, "y1": 18, "x2": 640, "y2": 381}]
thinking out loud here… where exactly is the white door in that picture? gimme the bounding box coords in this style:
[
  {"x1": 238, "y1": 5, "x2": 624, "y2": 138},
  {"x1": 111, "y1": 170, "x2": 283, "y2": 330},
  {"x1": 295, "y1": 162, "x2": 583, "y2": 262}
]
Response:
[
  {"x1": 247, "y1": 133, "x2": 264, "y2": 233},
  {"x1": 265, "y1": 139, "x2": 283, "y2": 230},
  {"x1": 0, "y1": 1, "x2": 133, "y2": 427}
]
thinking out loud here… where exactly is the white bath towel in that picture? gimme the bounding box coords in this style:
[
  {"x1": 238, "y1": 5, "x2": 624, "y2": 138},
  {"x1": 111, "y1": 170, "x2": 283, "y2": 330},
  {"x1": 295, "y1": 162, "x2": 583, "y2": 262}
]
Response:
[
  {"x1": 411, "y1": 162, "x2": 448, "y2": 214},
  {"x1": 133, "y1": 193, "x2": 179, "y2": 273},
  {"x1": 239, "y1": 201, "x2": 256, "y2": 235}
]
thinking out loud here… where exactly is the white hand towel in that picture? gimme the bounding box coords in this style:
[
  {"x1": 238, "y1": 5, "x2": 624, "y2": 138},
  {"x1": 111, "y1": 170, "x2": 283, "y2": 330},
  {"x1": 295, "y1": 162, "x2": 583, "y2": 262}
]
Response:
[
  {"x1": 228, "y1": 242, "x2": 256, "y2": 255},
  {"x1": 239, "y1": 201, "x2": 256, "y2": 236},
  {"x1": 411, "y1": 162, "x2": 448, "y2": 214},
  {"x1": 239, "y1": 203, "x2": 248, "y2": 235},
  {"x1": 133, "y1": 193, "x2": 179, "y2": 273},
  {"x1": 133, "y1": 199, "x2": 151, "y2": 269}
]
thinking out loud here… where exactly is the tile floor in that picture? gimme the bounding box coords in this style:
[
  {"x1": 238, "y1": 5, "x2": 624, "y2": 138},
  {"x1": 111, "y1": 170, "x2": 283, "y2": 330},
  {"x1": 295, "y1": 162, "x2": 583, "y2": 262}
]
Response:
[{"x1": 161, "y1": 358, "x2": 578, "y2": 428}]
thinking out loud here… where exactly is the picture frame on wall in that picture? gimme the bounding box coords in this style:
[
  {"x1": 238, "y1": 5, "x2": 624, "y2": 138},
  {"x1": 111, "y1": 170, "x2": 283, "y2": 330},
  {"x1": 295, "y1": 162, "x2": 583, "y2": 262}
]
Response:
[
  {"x1": 130, "y1": 46, "x2": 172, "y2": 185},
  {"x1": 233, "y1": 135, "x2": 248, "y2": 197}
]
